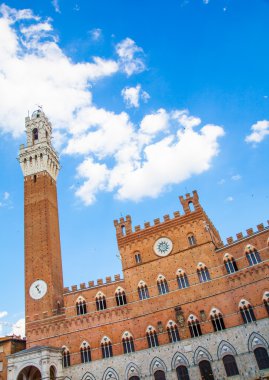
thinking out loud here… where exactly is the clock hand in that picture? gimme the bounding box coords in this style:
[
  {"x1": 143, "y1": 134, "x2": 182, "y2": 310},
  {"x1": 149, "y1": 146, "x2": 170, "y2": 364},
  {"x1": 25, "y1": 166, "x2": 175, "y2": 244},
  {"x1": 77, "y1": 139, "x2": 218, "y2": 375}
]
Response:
[{"x1": 35, "y1": 285, "x2": 41, "y2": 293}]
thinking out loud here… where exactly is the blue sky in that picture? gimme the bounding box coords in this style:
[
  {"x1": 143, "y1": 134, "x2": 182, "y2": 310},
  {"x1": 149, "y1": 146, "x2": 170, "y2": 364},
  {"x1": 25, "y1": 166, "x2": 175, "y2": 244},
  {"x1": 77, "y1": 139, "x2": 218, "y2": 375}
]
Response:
[{"x1": 0, "y1": 0, "x2": 269, "y2": 336}]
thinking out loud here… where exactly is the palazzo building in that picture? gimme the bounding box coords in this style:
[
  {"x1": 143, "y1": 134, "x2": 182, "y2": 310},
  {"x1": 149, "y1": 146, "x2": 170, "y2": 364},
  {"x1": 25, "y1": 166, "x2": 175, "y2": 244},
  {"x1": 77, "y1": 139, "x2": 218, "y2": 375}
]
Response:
[{"x1": 7, "y1": 110, "x2": 269, "y2": 380}]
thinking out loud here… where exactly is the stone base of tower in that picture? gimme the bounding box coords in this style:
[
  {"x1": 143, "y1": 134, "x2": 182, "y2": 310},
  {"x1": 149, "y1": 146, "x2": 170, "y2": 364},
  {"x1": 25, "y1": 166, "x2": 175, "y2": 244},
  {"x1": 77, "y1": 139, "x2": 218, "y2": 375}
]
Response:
[{"x1": 7, "y1": 318, "x2": 269, "y2": 380}]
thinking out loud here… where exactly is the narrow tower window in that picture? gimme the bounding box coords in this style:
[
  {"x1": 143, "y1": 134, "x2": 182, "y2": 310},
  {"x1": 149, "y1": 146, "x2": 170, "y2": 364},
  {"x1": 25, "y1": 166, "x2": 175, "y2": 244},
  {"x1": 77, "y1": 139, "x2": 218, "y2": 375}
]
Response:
[{"x1": 32, "y1": 128, "x2": 38, "y2": 142}]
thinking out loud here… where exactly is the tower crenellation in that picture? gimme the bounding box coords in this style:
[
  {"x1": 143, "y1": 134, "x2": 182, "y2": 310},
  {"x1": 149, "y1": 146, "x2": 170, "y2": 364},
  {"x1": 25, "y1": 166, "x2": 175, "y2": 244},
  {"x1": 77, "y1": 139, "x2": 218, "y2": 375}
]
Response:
[{"x1": 18, "y1": 109, "x2": 60, "y2": 181}]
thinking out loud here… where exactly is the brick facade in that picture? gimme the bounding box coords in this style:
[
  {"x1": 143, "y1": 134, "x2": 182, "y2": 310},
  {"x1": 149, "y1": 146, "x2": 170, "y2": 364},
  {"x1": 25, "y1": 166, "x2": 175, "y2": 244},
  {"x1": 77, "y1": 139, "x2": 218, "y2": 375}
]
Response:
[{"x1": 8, "y1": 112, "x2": 269, "y2": 380}]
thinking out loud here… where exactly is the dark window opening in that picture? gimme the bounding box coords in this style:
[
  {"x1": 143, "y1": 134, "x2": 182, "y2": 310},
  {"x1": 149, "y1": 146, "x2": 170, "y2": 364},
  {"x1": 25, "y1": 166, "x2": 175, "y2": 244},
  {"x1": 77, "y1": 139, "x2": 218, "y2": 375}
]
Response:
[
  {"x1": 254, "y1": 347, "x2": 269, "y2": 370},
  {"x1": 223, "y1": 355, "x2": 239, "y2": 377},
  {"x1": 167, "y1": 325, "x2": 180, "y2": 343},
  {"x1": 116, "y1": 291, "x2": 127, "y2": 306},
  {"x1": 176, "y1": 366, "x2": 190, "y2": 380},
  {"x1": 122, "y1": 337, "x2": 135, "y2": 354},
  {"x1": 76, "y1": 300, "x2": 87, "y2": 315},
  {"x1": 96, "y1": 296, "x2": 107, "y2": 311},
  {"x1": 198, "y1": 360, "x2": 215, "y2": 380},
  {"x1": 101, "y1": 342, "x2": 113, "y2": 358},
  {"x1": 80, "y1": 346, "x2": 91, "y2": 363}
]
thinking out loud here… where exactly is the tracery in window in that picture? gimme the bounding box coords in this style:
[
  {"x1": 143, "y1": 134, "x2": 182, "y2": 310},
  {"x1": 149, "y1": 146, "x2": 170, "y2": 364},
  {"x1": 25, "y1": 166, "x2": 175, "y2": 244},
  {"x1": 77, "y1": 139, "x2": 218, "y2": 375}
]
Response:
[
  {"x1": 239, "y1": 299, "x2": 256, "y2": 323},
  {"x1": 96, "y1": 291, "x2": 107, "y2": 311},
  {"x1": 101, "y1": 336, "x2": 113, "y2": 358},
  {"x1": 146, "y1": 326, "x2": 159, "y2": 348},
  {"x1": 245, "y1": 244, "x2": 261, "y2": 266},
  {"x1": 197, "y1": 263, "x2": 210, "y2": 283},
  {"x1": 176, "y1": 269, "x2": 189, "y2": 289},
  {"x1": 122, "y1": 331, "x2": 135, "y2": 354},
  {"x1": 157, "y1": 274, "x2": 169, "y2": 295},
  {"x1": 76, "y1": 296, "x2": 87, "y2": 315},
  {"x1": 167, "y1": 320, "x2": 180, "y2": 343},
  {"x1": 62, "y1": 346, "x2": 70, "y2": 368},
  {"x1": 138, "y1": 280, "x2": 150, "y2": 300},
  {"x1": 115, "y1": 287, "x2": 127, "y2": 306},
  {"x1": 210, "y1": 308, "x2": 226, "y2": 331},
  {"x1": 223, "y1": 253, "x2": 238, "y2": 274},
  {"x1": 80, "y1": 341, "x2": 91, "y2": 363},
  {"x1": 188, "y1": 314, "x2": 202, "y2": 337}
]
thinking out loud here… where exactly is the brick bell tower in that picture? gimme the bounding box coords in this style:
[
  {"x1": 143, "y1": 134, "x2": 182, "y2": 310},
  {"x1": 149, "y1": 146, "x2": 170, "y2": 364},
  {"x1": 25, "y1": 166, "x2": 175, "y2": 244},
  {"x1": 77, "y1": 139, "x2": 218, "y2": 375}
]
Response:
[{"x1": 18, "y1": 109, "x2": 64, "y2": 331}]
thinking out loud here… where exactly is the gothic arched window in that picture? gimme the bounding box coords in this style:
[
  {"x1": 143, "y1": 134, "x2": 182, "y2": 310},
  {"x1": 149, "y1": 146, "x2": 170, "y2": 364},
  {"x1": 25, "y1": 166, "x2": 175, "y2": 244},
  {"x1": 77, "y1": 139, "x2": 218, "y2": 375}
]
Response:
[
  {"x1": 122, "y1": 331, "x2": 135, "y2": 354},
  {"x1": 157, "y1": 275, "x2": 169, "y2": 295},
  {"x1": 176, "y1": 366, "x2": 190, "y2": 380},
  {"x1": 146, "y1": 326, "x2": 159, "y2": 348},
  {"x1": 254, "y1": 347, "x2": 269, "y2": 370},
  {"x1": 101, "y1": 336, "x2": 113, "y2": 359},
  {"x1": 167, "y1": 320, "x2": 180, "y2": 343},
  {"x1": 62, "y1": 346, "x2": 70, "y2": 368},
  {"x1": 223, "y1": 254, "x2": 238, "y2": 274},
  {"x1": 188, "y1": 315, "x2": 202, "y2": 337},
  {"x1": 115, "y1": 287, "x2": 127, "y2": 306},
  {"x1": 80, "y1": 341, "x2": 91, "y2": 363},
  {"x1": 197, "y1": 263, "x2": 210, "y2": 283},
  {"x1": 245, "y1": 245, "x2": 261, "y2": 266},
  {"x1": 210, "y1": 308, "x2": 226, "y2": 331},
  {"x1": 239, "y1": 299, "x2": 256, "y2": 323},
  {"x1": 176, "y1": 269, "x2": 189, "y2": 289},
  {"x1": 76, "y1": 297, "x2": 87, "y2": 315},
  {"x1": 96, "y1": 292, "x2": 107, "y2": 311},
  {"x1": 222, "y1": 355, "x2": 239, "y2": 377},
  {"x1": 138, "y1": 281, "x2": 150, "y2": 300}
]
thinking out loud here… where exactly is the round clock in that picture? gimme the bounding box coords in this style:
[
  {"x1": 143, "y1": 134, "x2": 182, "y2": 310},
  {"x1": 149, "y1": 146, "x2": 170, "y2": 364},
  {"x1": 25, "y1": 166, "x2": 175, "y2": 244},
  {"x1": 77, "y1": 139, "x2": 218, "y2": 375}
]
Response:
[
  {"x1": 153, "y1": 237, "x2": 173, "y2": 257},
  {"x1": 29, "y1": 280, "x2": 47, "y2": 300}
]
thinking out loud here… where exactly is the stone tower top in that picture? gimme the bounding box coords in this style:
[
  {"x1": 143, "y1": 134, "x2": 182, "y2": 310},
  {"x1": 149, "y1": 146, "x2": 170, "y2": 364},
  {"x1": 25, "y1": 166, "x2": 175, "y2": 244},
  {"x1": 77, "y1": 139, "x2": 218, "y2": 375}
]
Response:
[{"x1": 18, "y1": 109, "x2": 60, "y2": 181}]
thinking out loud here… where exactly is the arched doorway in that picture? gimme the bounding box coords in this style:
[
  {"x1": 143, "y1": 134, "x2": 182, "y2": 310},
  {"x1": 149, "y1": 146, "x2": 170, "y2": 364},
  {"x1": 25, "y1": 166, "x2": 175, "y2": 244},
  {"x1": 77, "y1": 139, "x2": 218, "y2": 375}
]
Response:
[
  {"x1": 50, "y1": 366, "x2": 56, "y2": 380},
  {"x1": 17, "y1": 366, "x2": 41, "y2": 380},
  {"x1": 198, "y1": 360, "x2": 214, "y2": 380},
  {"x1": 154, "y1": 370, "x2": 166, "y2": 380}
]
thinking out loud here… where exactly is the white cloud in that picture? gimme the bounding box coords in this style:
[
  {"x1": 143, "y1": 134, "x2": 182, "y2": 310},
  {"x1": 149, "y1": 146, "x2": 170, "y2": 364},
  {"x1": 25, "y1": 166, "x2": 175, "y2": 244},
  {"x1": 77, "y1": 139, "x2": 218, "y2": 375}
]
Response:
[
  {"x1": 116, "y1": 38, "x2": 146, "y2": 76},
  {"x1": 245, "y1": 120, "x2": 269, "y2": 144},
  {"x1": 10, "y1": 318, "x2": 25, "y2": 338},
  {"x1": 0, "y1": 5, "x2": 119, "y2": 137},
  {"x1": 0, "y1": 311, "x2": 8, "y2": 318},
  {"x1": 3, "y1": 192, "x2": 10, "y2": 200},
  {"x1": 90, "y1": 28, "x2": 102, "y2": 41},
  {"x1": 231, "y1": 174, "x2": 241, "y2": 181},
  {"x1": 0, "y1": 5, "x2": 225, "y2": 206},
  {"x1": 226, "y1": 196, "x2": 234, "y2": 202},
  {"x1": 68, "y1": 108, "x2": 224, "y2": 204},
  {"x1": 121, "y1": 84, "x2": 150, "y2": 108},
  {"x1": 51, "y1": 0, "x2": 61, "y2": 13}
]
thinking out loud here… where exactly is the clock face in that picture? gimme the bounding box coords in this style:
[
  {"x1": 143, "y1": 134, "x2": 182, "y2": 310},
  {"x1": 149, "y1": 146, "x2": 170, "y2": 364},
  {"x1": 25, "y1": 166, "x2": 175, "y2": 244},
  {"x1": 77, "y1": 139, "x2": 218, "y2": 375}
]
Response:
[
  {"x1": 29, "y1": 280, "x2": 47, "y2": 300},
  {"x1": 153, "y1": 237, "x2": 173, "y2": 257}
]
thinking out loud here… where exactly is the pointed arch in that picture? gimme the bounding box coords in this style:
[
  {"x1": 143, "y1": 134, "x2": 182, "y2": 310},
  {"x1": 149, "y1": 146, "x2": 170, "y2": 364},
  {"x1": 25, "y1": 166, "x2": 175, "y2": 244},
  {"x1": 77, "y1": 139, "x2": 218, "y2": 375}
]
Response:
[
  {"x1": 102, "y1": 368, "x2": 119, "y2": 380},
  {"x1": 197, "y1": 263, "x2": 210, "y2": 283},
  {"x1": 176, "y1": 268, "x2": 189, "y2": 289},
  {"x1": 248, "y1": 332, "x2": 268, "y2": 352},
  {"x1": 150, "y1": 357, "x2": 167, "y2": 375},
  {"x1": 245, "y1": 244, "x2": 261, "y2": 266},
  {"x1": 188, "y1": 314, "x2": 202, "y2": 337},
  {"x1": 96, "y1": 291, "x2": 107, "y2": 311},
  {"x1": 171, "y1": 352, "x2": 189, "y2": 370},
  {"x1": 125, "y1": 362, "x2": 141, "y2": 379},
  {"x1": 239, "y1": 299, "x2": 256, "y2": 323},
  {"x1": 62, "y1": 346, "x2": 71, "y2": 368},
  {"x1": 101, "y1": 336, "x2": 113, "y2": 359},
  {"x1": 146, "y1": 325, "x2": 159, "y2": 348},
  {"x1": 217, "y1": 340, "x2": 237, "y2": 359},
  {"x1": 210, "y1": 307, "x2": 226, "y2": 331},
  {"x1": 122, "y1": 331, "x2": 135, "y2": 354},
  {"x1": 81, "y1": 373, "x2": 96, "y2": 380},
  {"x1": 115, "y1": 286, "x2": 127, "y2": 306},
  {"x1": 80, "y1": 341, "x2": 91, "y2": 363},
  {"x1": 194, "y1": 346, "x2": 213, "y2": 364},
  {"x1": 166, "y1": 320, "x2": 180, "y2": 343},
  {"x1": 76, "y1": 296, "x2": 87, "y2": 315},
  {"x1": 138, "y1": 280, "x2": 149, "y2": 300},
  {"x1": 223, "y1": 253, "x2": 238, "y2": 274},
  {"x1": 157, "y1": 274, "x2": 169, "y2": 295}
]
